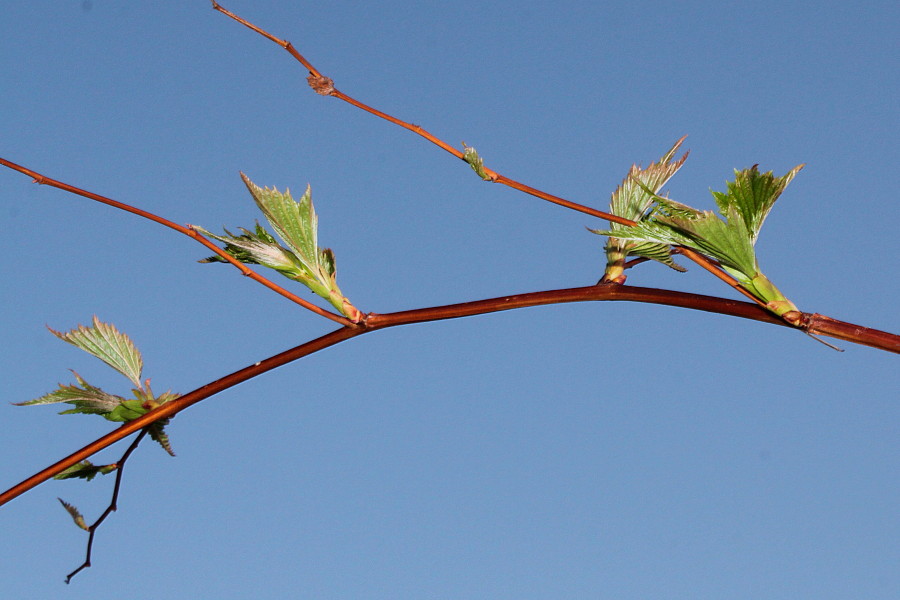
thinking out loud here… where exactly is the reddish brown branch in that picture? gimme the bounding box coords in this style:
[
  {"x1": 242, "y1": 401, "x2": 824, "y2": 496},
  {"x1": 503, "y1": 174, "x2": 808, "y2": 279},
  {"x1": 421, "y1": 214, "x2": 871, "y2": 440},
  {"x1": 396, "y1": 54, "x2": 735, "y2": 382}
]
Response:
[
  {"x1": 3, "y1": 284, "x2": 896, "y2": 508},
  {"x1": 0, "y1": 157, "x2": 353, "y2": 327},
  {"x1": 0, "y1": 326, "x2": 365, "y2": 508},
  {"x1": 210, "y1": 2, "x2": 635, "y2": 226}
]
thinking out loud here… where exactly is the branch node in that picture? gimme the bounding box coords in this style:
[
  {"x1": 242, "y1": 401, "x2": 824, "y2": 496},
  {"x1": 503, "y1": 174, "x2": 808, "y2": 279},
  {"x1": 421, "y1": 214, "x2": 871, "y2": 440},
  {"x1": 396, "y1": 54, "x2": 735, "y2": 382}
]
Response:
[{"x1": 307, "y1": 74, "x2": 335, "y2": 96}]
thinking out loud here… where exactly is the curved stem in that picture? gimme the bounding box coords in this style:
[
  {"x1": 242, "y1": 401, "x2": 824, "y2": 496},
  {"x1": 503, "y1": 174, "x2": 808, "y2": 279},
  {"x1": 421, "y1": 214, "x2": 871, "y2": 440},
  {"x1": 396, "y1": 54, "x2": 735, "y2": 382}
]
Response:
[
  {"x1": 210, "y1": 2, "x2": 634, "y2": 226},
  {"x1": 3, "y1": 283, "x2": 896, "y2": 508},
  {"x1": 0, "y1": 157, "x2": 353, "y2": 327}
]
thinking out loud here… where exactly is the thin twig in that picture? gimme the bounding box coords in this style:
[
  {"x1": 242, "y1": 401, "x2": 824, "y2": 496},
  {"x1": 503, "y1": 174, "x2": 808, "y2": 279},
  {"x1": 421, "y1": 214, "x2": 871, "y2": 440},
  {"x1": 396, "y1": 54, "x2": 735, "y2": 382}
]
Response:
[
  {"x1": 64, "y1": 429, "x2": 148, "y2": 583},
  {"x1": 209, "y1": 2, "x2": 636, "y2": 226},
  {"x1": 205, "y1": 3, "x2": 801, "y2": 325},
  {"x1": 0, "y1": 157, "x2": 354, "y2": 327}
]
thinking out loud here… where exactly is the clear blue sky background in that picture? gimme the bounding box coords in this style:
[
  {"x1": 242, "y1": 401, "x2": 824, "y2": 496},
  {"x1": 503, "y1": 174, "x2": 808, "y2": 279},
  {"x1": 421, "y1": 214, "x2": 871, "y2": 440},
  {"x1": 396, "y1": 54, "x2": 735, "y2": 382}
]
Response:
[{"x1": 1, "y1": 2, "x2": 897, "y2": 598}]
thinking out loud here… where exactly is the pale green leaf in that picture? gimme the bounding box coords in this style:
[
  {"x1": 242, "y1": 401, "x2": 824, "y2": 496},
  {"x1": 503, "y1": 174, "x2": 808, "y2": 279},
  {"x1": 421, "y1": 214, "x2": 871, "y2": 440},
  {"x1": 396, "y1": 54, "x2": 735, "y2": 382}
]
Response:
[
  {"x1": 14, "y1": 370, "x2": 125, "y2": 416},
  {"x1": 196, "y1": 225, "x2": 308, "y2": 281},
  {"x1": 626, "y1": 241, "x2": 687, "y2": 271},
  {"x1": 608, "y1": 137, "x2": 689, "y2": 224},
  {"x1": 49, "y1": 317, "x2": 143, "y2": 388},
  {"x1": 58, "y1": 498, "x2": 89, "y2": 531},
  {"x1": 53, "y1": 461, "x2": 117, "y2": 482},
  {"x1": 462, "y1": 143, "x2": 492, "y2": 180},
  {"x1": 241, "y1": 173, "x2": 318, "y2": 269},
  {"x1": 200, "y1": 174, "x2": 360, "y2": 320},
  {"x1": 599, "y1": 139, "x2": 689, "y2": 275},
  {"x1": 657, "y1": 205, "x2": 759, "y2": 279},
  {"x1": 104, "y1": 399, "x2": 149, "y2": 423},
  {"x1": 712, "y1": 164, "x2": 803, "y2": 243}
]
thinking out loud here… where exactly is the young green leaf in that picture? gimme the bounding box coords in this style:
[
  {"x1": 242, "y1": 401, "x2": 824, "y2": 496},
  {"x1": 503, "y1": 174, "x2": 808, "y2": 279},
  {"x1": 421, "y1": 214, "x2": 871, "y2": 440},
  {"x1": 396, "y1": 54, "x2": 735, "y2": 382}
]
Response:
[
  {"x1": 146, "y1": 419, "x2": 175, "y2": 457},
  {"x1": 595, "y1": 138, "x2": 689, "y2": 281},
  {"x1": 241, "y1": 174, "x2": 319, "y2": 266},
  {"x1": 53, "y1": 461, "x2": 117, "y2": 482},
  {"x1": 197, "y1": 224, "x2": 307, "y2": 279},
  {"x1": 657, "y1": 205, "x2": 758, "y2": 279},
  {"x1": 104, "y1": 399, "x2": 149, "y2": 423},
  {"x1": 49, "y1": 317, "x2": 143, "y2": 388},
  {"x1": 132, "y1": 387, "x2": 177, "y2": 456},
  {"x1": 58, "y1": 498, "x2": 89, "y2": 531},
  {"x1": 712, "y1": 164, "x2": 803, "y2": 244},
  {"x1": 200, "y1": 174, "x2": 361, "y2": 321},
  {"x1": 14, "y1": 370, "x2": 125, "y2": 416}
]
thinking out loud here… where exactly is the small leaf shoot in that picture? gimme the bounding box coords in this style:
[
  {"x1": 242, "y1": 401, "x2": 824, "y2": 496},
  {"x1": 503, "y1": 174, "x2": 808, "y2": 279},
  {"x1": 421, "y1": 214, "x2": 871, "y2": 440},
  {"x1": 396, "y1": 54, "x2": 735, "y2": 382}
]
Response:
[
  {"x1": 58, "y1": 498, "x2": 89, "y2": 531},
  {"x1": 462, "y1": 143, "x2": 492, "y2": 181},
  {"x1": 593, "y1": 138, "x2": 689, "y2": 282},
  {"x1": 199, "y1": 175, "x2": 362, "y2": 321},
  {"x1": 16, "y1": 320, "x2": 180, "y2": 456}
]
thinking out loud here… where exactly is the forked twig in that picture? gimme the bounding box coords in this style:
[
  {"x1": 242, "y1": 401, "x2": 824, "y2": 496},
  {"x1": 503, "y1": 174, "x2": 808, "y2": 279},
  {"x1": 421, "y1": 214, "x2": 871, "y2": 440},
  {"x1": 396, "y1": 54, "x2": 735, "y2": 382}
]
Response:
[
  {"x1": 209, "y1": 1, "x2": 636, "y2": 226},
  {"x1": 0, "y1": 158, "x2": 354, "y2": 327},
  {"x1": 64, "y1": 429, "x2": 148, "y2": 584}
]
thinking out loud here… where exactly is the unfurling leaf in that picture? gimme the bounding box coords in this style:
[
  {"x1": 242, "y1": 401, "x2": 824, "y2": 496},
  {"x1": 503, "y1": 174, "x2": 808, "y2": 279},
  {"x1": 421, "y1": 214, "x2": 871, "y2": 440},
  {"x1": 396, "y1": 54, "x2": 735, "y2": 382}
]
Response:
[
  {"x1": 595, "y1": 138, "x2": 689, "y2": 281},
  {"x1": 147, "y1": 420, "x2": 175, "y2": 457},
  {"x1": 58, "y1": 498, "x2": 89, "y2": 531},
  {"x1": 240, "y1": 174, "x2": 319, "y2": 264},
  {"x1": 48, "y1": 317, "x2": 143, "y2": 388},
  {"x1": 712, "y1": 164, "x2": 803, "y2": 244},
  {"x1": 462, "y1": 143, "x2": 492, "y2": 180},
  {"x1": 198, "y1": 174, "x2": 362, "y2": 321},
  {"x1": 14, "y1": 371, "x2": 125, "y2": 416},
  {"x1": 53, "y1": 461, "x2": 117, "y2": 482}
]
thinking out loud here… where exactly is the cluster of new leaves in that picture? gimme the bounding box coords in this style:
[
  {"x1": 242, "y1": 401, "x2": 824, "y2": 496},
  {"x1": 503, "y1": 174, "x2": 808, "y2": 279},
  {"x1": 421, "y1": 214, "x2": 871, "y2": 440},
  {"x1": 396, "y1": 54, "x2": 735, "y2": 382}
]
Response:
[
  {"x1": 14, "y1": 317, "x2": 178, "y2": 530},
  {"x1": 198, "y1": 173, "x2": 361, "y2": 321},
  {"x1": 592, "y1": 143, "x2": 804, "y2": 319},
  {"x1": 15, "y1": 317, "x2": 178, "y2": 460},
  {"x1": 595, "y1": 137, "x2": 690, "y2": 283}
]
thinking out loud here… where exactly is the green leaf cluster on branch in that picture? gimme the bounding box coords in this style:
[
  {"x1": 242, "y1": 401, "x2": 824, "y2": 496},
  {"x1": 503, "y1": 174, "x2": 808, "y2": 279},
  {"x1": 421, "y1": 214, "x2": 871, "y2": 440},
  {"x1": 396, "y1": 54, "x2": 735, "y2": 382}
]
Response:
[
  {"x1": 14, "y1": 317, "x2": 178, "y2": 534},
  {"x1": 596, "y1": 137, "x2": 690, "y2": 282},
  {"x1": 197, "y1": 173, "x2": 362, "y2": 322},
  {"x1": 15, "y1": 316, "x2": 178, "y2": 459},
  {"x1": 592, "y1": 141, "x2": 804, "y2": 322}
]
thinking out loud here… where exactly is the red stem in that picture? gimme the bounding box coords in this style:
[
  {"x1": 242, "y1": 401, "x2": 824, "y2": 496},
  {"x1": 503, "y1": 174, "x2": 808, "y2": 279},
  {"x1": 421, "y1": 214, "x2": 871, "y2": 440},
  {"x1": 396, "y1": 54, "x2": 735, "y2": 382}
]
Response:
[
  {"x1": 0, "y1": 157, "x2": 354, "y2": 327},
  {"x1": 210, "y1": 2, "x2": 634, "y2": 226},
  {"x1": 2, "y1": 283, "x2": 896, "y2": 507}
]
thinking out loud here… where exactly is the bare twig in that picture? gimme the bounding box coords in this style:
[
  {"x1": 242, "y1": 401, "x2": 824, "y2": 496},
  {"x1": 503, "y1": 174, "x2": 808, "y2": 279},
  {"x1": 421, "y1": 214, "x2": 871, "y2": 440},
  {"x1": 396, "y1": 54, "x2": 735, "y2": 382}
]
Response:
[
  {"x1": 209, "y1": 2, "x2": 636, "y2": 226},
  {"x1": 64, "y1": 429, "x2": 148, "y2": 584},
  {"x1": 0, "y1": 158, "x2": 354, "y2": 327}
]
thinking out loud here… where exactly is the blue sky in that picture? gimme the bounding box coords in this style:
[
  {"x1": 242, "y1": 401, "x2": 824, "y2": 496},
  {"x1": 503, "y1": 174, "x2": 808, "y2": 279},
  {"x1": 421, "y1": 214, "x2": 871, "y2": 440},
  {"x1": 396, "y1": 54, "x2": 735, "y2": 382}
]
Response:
[{"x1": 1, "y1": 1, "x2": 897, "y2": 598}]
